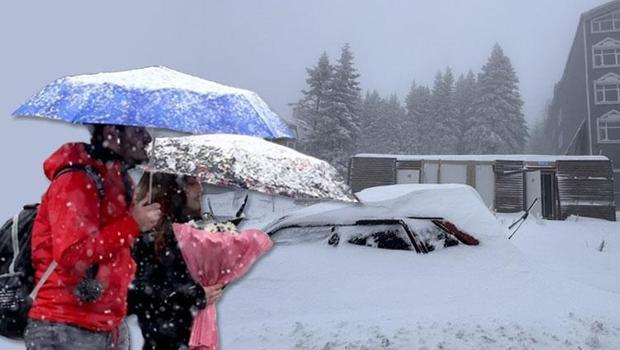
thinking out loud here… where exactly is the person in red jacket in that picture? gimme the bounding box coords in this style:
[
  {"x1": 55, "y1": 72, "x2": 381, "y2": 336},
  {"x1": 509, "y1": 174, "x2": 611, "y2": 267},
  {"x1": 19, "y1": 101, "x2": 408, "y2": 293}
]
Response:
[{"x1": 25, "y1": 124, "x2": 162, "y2": 350}]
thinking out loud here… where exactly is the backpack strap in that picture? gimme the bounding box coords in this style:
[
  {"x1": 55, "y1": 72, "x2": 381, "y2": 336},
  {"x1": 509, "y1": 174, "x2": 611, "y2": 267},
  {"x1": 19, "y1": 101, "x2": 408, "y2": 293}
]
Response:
[
  {"x1": 54, "y1": 165, "x2": 105, "y2": 200},
  {"x1": 6, "y1": 214, "x2": 20, "y2": 275},
  {"x1": 28, "y1": 261, "x2": 57, "y2": 300},
  {"x1": 29, "y1": 165, "x2": 105, "y2": 301}
]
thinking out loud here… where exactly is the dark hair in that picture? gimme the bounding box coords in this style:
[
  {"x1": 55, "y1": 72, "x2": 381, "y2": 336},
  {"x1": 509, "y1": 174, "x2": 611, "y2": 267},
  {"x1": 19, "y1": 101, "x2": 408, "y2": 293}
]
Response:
[
  {"x1": 89, "y1": 124, "x2": 126, "y2": 145},
  {"x1": 135, "y1": 172, "x2": 189, "y2": 257}
]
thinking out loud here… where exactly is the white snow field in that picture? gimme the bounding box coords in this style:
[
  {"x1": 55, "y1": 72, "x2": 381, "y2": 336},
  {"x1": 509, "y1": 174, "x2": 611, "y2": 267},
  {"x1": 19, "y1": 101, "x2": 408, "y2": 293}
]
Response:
[
  {"x1": 212, "y1": 216, "x2": 620, "y2": 349},
  {"x1": 2, "y1": 185, "x2": 620, "y2": 349}
]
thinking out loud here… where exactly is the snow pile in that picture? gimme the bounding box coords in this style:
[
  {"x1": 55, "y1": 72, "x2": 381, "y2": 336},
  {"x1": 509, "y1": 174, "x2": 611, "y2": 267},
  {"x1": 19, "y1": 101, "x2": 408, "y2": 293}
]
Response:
[
  {"x1": 500, "y1": 213, "x2": 620, "y2": 294},
  {"x1": 212, "y1": 213, "x2": 620, "y2": 349},
  {"x1": 264, "y1": 184, "x2": 505, "y2": 239},
  {"x1": 357, "y1": 184, "x2": 504, "y2": 237},
  {"x1": 214, "y1": 225, "x2": 620, "y2": 349}
]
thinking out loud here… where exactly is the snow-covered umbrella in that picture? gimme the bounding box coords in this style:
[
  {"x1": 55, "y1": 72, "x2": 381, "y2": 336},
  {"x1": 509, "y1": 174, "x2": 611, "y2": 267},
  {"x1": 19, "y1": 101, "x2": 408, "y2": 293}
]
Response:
[
  {"x1": 13, "y1": 66, "x2": 294, "y2": 139},
  {"x1": 147, "y1": 133, "x2": 358, "y2": 202}
]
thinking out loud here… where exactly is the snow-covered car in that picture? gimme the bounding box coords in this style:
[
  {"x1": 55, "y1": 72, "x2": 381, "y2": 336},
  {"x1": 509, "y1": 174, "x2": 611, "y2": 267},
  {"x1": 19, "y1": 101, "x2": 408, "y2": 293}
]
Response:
[
  {"x1": 262, "y1": 184, "x2": 493, "y2": 252},
  {"x1": 269, "y1": 217, "x2": 468, "y2": 253}
]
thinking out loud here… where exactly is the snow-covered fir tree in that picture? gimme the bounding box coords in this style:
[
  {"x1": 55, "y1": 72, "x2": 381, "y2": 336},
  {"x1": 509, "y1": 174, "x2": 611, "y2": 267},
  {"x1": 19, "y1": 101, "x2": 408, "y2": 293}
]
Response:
[
  {"x1": 464, "y1": 44, "x2": 528, "y2": 154},
  {"x1": 405, "y1": 82, "x2": 433, "y2": 154},
  {"x1": 358, "y1": 91, "x2": 408, "y2": 154},
  {"x1": 382, "y1": 93, "x2": 408, "y2": 153},
  {"x1": 454, "y1": 71, "x2": 477, "y2": 154},
  {"x1": 292, "y1": 52, "x2": 333, "y2": 155},
  {"x1": 358, "y1": 90, "x2": 384, "y2": 152},
  {"x1": 430, "y1": 68, "x2": 459, "y2": 154},
  {"x1": 321, "y1": 43, "x2": 362, "y2": 174}
]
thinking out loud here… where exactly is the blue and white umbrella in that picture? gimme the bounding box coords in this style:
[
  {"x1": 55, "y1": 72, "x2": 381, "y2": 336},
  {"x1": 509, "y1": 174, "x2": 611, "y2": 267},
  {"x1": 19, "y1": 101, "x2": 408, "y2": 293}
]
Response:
[{"x1": 13, "y1": 66, "x2": 294, "y2": 139}]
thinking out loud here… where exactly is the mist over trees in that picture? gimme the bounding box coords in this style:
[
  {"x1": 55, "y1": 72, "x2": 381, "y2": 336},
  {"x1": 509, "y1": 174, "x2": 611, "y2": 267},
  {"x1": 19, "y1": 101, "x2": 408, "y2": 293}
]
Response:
[
  {"x1": 293, "y1": 43, "x2": 529, "y2": 173},
  {"x1": 527, "y1": 100, "x2": 555, "y2": 154}
]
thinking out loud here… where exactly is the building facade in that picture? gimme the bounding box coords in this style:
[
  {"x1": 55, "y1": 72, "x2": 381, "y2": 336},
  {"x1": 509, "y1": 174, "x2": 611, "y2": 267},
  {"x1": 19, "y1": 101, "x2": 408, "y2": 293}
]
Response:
[
  {"x1": 548, "y1": 0, "x2": 620, "y2": 206},
  {"x1": 349, "y1": 154, "x2": 616, "y2": 221}
]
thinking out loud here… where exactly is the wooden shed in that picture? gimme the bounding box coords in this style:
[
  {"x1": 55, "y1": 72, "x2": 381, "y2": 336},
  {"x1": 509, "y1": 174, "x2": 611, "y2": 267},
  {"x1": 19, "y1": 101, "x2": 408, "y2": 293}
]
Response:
[{"x1": 349, "y1": 154, "x2": 616, "y2": 221}]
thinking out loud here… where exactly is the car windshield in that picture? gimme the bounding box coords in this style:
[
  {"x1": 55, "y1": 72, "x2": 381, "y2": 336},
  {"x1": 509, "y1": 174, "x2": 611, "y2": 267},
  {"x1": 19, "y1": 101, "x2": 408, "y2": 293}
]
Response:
[
  {"x1": 404, "y1": 218, "x2": 459, "y2": 252},
  {"x1": 271, "y1": 223, "x2": 414, "y2": 251},
  {"x1": 338, "y1": 224, "x2": 414, "y2": 251},
  {"x1": 270, "y1": 219, "x2": 460, "y2": 253}
]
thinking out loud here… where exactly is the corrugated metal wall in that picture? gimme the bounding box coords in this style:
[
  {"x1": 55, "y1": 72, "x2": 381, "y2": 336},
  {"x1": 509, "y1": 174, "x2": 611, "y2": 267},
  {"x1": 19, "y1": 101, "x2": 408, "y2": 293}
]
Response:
[
  {"x1": 349, "y1": 157, "x2": 396, "y2": 192},
  {"x1": 349, "y1": 156, "x2": 616, "y2": 220},
  {"x1": 556, "y1": 160, "x2": 616, "y2": 220},
  {"x1": 494, "y1": 160, "x2": 525, "y2": 212},
  {"x1": 396, "y1": 160, "x2": 422, "y2": 169}
]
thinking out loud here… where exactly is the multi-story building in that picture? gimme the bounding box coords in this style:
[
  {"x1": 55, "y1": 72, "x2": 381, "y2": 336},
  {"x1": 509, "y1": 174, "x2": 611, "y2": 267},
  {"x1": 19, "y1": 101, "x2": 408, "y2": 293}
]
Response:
[{"x1": 548, "y1": 0, "x2": 620, "y2": 205}]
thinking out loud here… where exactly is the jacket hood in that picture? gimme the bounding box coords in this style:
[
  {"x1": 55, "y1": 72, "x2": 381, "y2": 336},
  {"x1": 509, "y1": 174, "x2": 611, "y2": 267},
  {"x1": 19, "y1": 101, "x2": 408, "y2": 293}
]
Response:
[{"x1": 43, "y1": 143, "x2": 104, "y2": 181}]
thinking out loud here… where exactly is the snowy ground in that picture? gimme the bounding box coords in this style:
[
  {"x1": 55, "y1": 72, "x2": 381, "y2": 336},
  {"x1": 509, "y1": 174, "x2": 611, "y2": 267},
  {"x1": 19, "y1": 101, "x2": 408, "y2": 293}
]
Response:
[
  {"x1": 212, "y1": 214, "x2": 620, "y2": 350},
  {"x1": 3, "y1": 210, "x2": 620, "y2": 349}
]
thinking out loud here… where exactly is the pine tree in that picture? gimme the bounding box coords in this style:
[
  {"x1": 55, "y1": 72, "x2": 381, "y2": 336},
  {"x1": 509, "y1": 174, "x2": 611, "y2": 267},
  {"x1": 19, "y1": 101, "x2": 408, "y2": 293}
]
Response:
[
  {"x1": 405, "y1": 82, "x2": 433, "y2": 154},
  {"x1": 430, "y1": 68, "x2": 459, "y2": 154},
  {"x1": 358, "y1": 91, "x2": 409, "y2": 154},
  {"x1": 292, "y1": 52, "x2": 333, "y2": 155},
  {"x1": 464, "y1": 44, "x2": 528, "y2": 154},
  {"x1": 454, "y1": 71, "x2": 477, "y2": 154},
  {"x1": 358, "y1": 90, "x2": 384, "y2": 152},
  {"x1": 320, "y1": 43, "x2": 362, "y2": 174},
  {"x1": 383, "y1": 93, "x2": 408, "y2": 153}
]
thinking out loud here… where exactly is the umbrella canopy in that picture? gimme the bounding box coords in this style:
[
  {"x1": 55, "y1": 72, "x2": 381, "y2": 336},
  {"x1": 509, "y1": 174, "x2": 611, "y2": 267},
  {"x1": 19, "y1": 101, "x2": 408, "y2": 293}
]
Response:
[
  {"x1": 148, "y1": 134, "x2": 358, "y2": 202},
  {"x1": 13, "y1": 66, "x2": 294, "y2": 139}
]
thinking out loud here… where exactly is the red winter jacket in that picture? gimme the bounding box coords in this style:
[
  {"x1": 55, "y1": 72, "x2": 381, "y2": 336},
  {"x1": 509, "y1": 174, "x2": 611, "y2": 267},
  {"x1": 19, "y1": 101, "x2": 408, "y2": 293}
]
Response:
[{"x1": 29, "y1": 143, "x2": 141, "y2": 331}]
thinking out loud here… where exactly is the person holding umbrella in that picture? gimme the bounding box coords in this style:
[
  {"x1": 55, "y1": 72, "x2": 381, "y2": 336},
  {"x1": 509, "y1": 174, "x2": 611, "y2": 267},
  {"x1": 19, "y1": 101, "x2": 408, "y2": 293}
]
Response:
[
  {"x1": 12, "y1": 66, "x2": 297, "y2": 349},
  {"x1": 25, "y1": 125, "x2": 162, "y2": 350},
  {"x1": 128, "y1": 172, "x2": 224, "y2": 350}
]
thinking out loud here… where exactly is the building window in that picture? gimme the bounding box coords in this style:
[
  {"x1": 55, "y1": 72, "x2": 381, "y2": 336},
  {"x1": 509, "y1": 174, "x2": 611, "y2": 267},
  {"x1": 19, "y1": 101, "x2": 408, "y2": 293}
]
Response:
[
  {"x1": 597, "y1": 110, "x2": 620, "y2": 143},
  {"x1": 596, "y1": 84, "x2": 620, "y2": 103},
  {"x1": 593, "y1": 38, "x2": 620, "y2": 67},
  {"x1": 592, "y1": 11, "x2": 620, "y2": 33},
  {"x1": 594, "y1": 73, "x2": 620, "y2": 104}
]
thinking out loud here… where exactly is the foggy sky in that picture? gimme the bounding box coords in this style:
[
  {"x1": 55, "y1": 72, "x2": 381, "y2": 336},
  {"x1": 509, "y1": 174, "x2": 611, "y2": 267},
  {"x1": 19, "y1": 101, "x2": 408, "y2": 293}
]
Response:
[{"x1": 0, "y1": 0, "x2": 609, "y2": 217}]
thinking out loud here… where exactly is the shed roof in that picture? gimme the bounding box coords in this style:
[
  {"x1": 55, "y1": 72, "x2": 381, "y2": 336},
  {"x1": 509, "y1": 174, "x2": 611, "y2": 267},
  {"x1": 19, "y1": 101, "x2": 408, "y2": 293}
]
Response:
[{"x1": 354, "y1": 154, "x2": 609, "y2": 163}]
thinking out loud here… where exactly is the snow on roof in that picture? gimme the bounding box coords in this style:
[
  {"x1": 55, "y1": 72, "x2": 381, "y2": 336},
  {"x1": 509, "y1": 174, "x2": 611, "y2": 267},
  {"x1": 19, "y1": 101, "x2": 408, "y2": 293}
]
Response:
[{"x1": 354, "y1": 153, "x2": 609, "y2": 163}]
